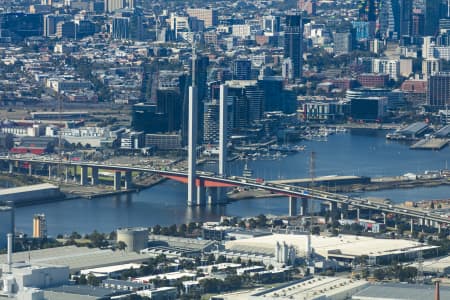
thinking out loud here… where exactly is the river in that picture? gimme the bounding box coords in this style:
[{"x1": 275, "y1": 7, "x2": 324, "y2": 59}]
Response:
[{"x1": 14, "y1": 130, "x2": 450, "y2": 236}]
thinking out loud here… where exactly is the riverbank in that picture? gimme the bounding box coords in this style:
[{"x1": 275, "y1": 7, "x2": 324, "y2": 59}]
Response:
[
  {"x1": 55, "y1": 174, "x2": 167, "y2": 200},
  {"x1": 0, "y1": 173, "x2": 42, "y2": 188}
]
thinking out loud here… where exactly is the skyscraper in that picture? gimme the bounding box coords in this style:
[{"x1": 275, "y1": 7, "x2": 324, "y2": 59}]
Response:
[
  {"x1": 427, "y1": 72, "x2": 450, "y2": 107},
  {"x1": 378, "y1": 0, "x2": 400, "y2": 39},
  {"x1": 284, "y1": 12, "x2": 303, "y2": 82},
  {"x1": 233, "y1": 59, "x2": 252, "y2": 80},
  {"x1": 334, "y1": 31, "x2": 353, "y2": 55},
  {"x1": 186, "y1": 8, "x2": 218, "y2": 27},
  {"x1": 425, "y1": 0, "x2": 440, "y2": 36},
  {"x1": 203, "y1": 100, "x2": 220, "y2": 143},
  {"x1": 227, "y1": 80, "x2": 264, "y2": 131},
  {"x1": 105, "y1": 0, "x2": 124, "y2": 13},
  {"x1": 400, "y1": 0, "x2": 413, "y2": 37},
  {"x1": 156, "y1": 89, "x2": 182, "y2": 132},
  {"x1": 262, "y1": 15, "x2": 281, "y2": 33},
  {"x1": 33, "y1": 214, "x2": 47, "y2": 239},
  {"x1": 189, "y1": 55, "x2": 209, "y2": 144}
]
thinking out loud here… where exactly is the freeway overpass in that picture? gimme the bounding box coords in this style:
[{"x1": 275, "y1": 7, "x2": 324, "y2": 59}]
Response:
[{"x1": 0, "y1": 155, "x2": 449, "y2": 229}]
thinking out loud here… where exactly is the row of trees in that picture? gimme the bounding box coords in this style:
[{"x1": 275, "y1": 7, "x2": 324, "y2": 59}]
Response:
[
  {"x1": 372, "y1": 265, "x2": 418, "y2": 282},
  {"x1": 152, "y1": 222, "x2": 202, "y2": 237}
]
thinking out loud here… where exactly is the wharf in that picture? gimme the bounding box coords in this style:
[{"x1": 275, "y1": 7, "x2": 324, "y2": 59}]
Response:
[
  {"x1": 309, "y1": 123, "x2": 401, "y2": 130},
  {"x1": 410, "y1": 138, "x2": 449, "y2": 150}
]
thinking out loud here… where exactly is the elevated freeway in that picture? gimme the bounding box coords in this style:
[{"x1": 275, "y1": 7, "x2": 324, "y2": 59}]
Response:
[{"x1": 0, "y1": 155, "x2": 449, "y2": 228}]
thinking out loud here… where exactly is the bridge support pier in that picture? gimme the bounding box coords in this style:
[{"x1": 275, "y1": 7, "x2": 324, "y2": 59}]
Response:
[
  {"x1": 196, "y1": 185, "x2": 206, "y2": 206},
  {"x1": 300, "y1": 198, "x2": 308, "y2": 216},
  {"x1": 91, "y1": 167, "x2": 99, "y2": 185},
  {"x1": 65, "y1": 167, "x2": 69, "y2": 183},
  {"x1": 207, "y1": 187, "x2": 218, "y2": 205},
  {"x1": 113, "y1": 171, "x2": 121, "y2": 191},
  {"x1": 48, "y1": 165, "x2": 52, "y2": 179},
  {"x1": 288, "y1": 196, "x2": 297, "y2": 217},
  {"x1": 73, "y1": 166, "x2": 77, "y2": 181},
  {"x1": 124, "y1": 171, "x2": 132, "y2": 190},
  {"x1": 80, "y1": 166, "x2": 88, "y2": 186},
  {"x1": 28, "y1": 163, "x2": 32, "y2": 176},
  {"x1": 217, "y1": 84, "x2": 228, "y2": 206},
  {"x1": 382, "y1": 213, "x2": 386, "y2": 225},
  {"x1": 410, "y1": 218, "x2": 414, "y2": 233},
  {"x1": 425, "y1": 219, "x2": 430, "y2": 227},
  {"x1": 356, "y1": 208, "x2": 360, "y2": 221},
  {"x1": 436, "y1": 223, "x2": 441, "y2": 233},
  {"x1": 8, "y1": 162, "x2": 13, "y2": 174}
]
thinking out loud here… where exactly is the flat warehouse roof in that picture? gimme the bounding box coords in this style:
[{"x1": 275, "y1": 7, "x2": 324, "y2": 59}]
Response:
[
  {"x1": 225, "y1": 234, "x2": 437, "y2": 258},
  {"x1": 0, "y1": 246, "x2": 155, "y2": 271},
  {"x1": 353, "y1": 283, "x2": 450, "y2": 300},
  {"x1": 0, "y1": 183, "x2": 59, "y2": 195}
]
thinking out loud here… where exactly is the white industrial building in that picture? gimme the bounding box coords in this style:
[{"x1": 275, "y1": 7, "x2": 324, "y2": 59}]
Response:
[
  {"x1": 0, "y1": 184, "x2": 62, "y2": 206},
  {"x1": 0, "y1": 234, "x2": 70, "y2": 300},
  {"x1": 215, "y1": 276, "x2": 368, "y2": 300},
  {"x1": 224, "y1": 233, "x2": 437, "y2": 264}
]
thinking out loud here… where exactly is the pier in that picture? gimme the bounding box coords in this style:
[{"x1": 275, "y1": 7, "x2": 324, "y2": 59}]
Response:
[{"x1": 410, "y1": 138, "x2": 449, "y2": 150}]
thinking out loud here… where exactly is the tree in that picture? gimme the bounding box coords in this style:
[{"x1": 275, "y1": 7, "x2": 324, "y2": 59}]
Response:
[
  {"x1": 373, "y1": 268, "x2": 385, "y2": 281},
  {"x1": 70, "y1": 231, "x2": 81, "y2": 239},
  {"x1": 248, "y1": 218, "x2": 257, "y2": 229},
  {"x1": 153, "y1": 224, "x2": 161, "y2": 235},
  {"x1": 178, "y1": 224, "x2": 187, "y2": 237},
  {"x1": 223, "y1": 275, "x2": 242, "y2": 291},
  {"x1": 117, "y1": 241, "x2": 127, "y2": 251},
  {"x1": 168, "y1": 224, "x2": 178, "y2": 236},
  {"x1": 207, "y1": 254, "x2": 215, "y2": 265},
  {"x1": 312, "y1": 226, "x2": 321, "y2": 235},
  {"x1": 87, "y1": 274, "x2": 101, "y2": 286},
  {"x1": 187, "y1": 222, "x2": 197, "y2": 233},
  {"x1": 238, "y1": 220, "x2": 246, "y2": 228},
  {"x1": 200, "y1": 278, "x2": 223, "y2": 293},
  {"x1": 88, "y1": 230, "x2": 107, "y2": 248},
  {"x1": 256, "y1": 214, "x2": 267, "y2": 227},
  {"x1": 361, "y1": 268, "x2": 369, "y2": 279},
  {"x1": 217, "y1": 255, "x2": 226, "y2": 264},
  {"x1": 399, "y1": 266, "x2": 417, "y2": 282},
  {"x1": 78, "y1": 274, "x2": 87, "y2": 285}
]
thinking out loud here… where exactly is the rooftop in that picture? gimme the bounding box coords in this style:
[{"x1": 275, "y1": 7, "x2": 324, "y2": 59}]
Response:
[
  {"x1": 0, "y1": 246, "x2": 155, "y2": 272},
  {"x1": 80, "y1": 263, "x2": 143, "y2": 276},
  {"x1": 225, "y1": 233, "x2": 437, "y2": 258},
  {"x1": 0, "y1": 183, "x2": 59, "y2": 196},
  {"x1": 353, "y1": 283, "x2": 450, "y2": 300},
  {"x1": 45, "y1": 285, "x2": 129, "y2": 300},
  {"x1": 398, "y1": 122, "x2": 429, "y2": 135}
]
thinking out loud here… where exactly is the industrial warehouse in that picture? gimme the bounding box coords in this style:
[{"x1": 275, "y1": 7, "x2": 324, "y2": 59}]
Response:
[
  {"x1": 223, "y1": 233, "x2": 438, "y2": 264},
  {"x1": 0, "y1": 183, "x2": 63, "y2": 206}
]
